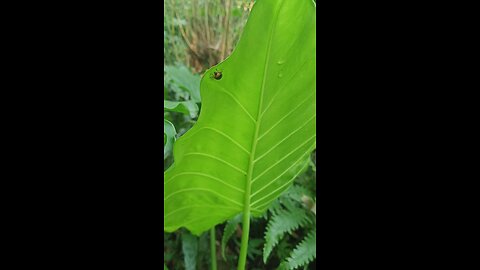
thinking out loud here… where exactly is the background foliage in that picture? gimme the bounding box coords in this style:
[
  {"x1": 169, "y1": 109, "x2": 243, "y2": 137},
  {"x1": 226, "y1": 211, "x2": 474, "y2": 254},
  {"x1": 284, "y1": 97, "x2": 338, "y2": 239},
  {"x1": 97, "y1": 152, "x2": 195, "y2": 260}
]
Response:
[{"x1": 164, "y1": 1, "x2": 316, "y2": 269}]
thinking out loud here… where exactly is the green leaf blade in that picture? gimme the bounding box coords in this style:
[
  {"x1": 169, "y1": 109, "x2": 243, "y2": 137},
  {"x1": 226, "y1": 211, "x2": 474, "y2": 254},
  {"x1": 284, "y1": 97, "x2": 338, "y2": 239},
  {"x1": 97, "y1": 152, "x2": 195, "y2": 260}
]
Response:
[
  {"x1": 263, "y1": 207, "x2": 310, "y2": 263},
  {"x1": 285, "y1": 231, "x2": 316, "y2": 270},
  {"x1": 165, "y1": 0, "x2": 316, "y2": 236},
  {"x1": 165, "y1": 65, "x2": 201, "y2": 103},
  {"x1": 164, "y1": 100, "x2": 199, "y2": 118},
  {"x1": 164, "y1": 119, "x2": 177, "y2": 159},
  {"x1": 221, "y1": 214, "x2": 243, "y2": 260},
  {"x1": 182, "y1": 231, "x2": 199, "y2": 270}
]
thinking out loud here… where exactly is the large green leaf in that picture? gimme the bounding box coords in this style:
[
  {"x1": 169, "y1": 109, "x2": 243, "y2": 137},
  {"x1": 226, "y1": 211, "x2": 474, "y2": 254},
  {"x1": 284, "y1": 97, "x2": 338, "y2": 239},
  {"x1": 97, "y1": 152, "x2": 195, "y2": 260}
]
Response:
[{"x1": 164, "y1": 0, "x2": 316, "y2": 235}]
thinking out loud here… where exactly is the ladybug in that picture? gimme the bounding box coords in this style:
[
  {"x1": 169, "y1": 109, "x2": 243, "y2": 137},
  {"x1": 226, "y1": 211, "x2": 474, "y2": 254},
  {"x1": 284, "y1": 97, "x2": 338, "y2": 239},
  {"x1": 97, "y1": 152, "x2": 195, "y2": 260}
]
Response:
[{"x1": 211, "y1": 69, "x2": 223, "y2": 80}]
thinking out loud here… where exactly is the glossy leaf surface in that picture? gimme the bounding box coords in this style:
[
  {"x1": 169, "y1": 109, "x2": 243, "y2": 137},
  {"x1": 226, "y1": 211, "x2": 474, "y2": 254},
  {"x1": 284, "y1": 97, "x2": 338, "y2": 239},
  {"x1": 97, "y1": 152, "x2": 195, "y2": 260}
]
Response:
[{"x1": 164, "y1": 0, "x2": 316, "y2": 235}]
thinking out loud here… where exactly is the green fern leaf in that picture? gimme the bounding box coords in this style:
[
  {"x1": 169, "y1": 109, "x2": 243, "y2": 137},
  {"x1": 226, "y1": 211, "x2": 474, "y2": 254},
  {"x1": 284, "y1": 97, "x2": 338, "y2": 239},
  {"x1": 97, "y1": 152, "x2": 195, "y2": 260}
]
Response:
[
  {"x1": 277, "y1": 262, "x2": 288, "y2": 270},
  {"x1": 282, "y1": 196, "x2": 299, "y2": 212},
  {"x1": 263, "y1": 207, "x2": 310, "y2": 263},
  {"x1": 285, "y1": 231, "x2": 316, "y2": 270},
  {"x1": 247, "y1": 238, "x2": 264, "y2": 261},
  {"x1": 285, "y1": 184, "x2": 311, "y2": 201},
  {"x1": 221, "y1": 213, "x2": 242, "y2": 261},
  {"x1": 268, "y1": 197, "x2": 284, "y2": 215}
]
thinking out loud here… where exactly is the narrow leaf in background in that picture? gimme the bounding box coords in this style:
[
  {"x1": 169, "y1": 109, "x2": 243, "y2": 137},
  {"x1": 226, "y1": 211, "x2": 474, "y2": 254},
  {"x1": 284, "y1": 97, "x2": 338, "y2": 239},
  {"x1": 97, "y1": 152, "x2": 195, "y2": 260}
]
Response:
[
  {"x1": 164, "y1": 100, "x2": 199, "y2": 118},
  {"x1": 182, "y1": 231, "x2": 199, "y2": 270},
  {"x1": 164, "y1": 65, "x2": 202, "y2": 103},
  {"x1": 164, "y1": 119, "x2": 177, "y2": 159},
  {"x1": 221, "y1": 213, "x2": 243, "y2": 260}
]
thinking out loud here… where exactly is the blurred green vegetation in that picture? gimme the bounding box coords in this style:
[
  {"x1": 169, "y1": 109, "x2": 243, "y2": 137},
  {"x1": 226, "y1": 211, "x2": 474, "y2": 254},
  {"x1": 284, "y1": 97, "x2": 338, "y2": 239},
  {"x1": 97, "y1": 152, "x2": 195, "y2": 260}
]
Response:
[{"x1": 164, "y1": 0, "x2": 253, "y2": 72}]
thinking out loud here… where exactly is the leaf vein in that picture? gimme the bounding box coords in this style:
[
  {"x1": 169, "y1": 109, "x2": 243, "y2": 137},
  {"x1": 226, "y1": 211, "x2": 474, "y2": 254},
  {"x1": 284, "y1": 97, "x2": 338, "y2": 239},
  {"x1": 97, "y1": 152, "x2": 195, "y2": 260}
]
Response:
[
  {"x1": 184, "y1": 152, "x2": 247, "y2": 175},
  {"x1": 252, "y1": 135, "x2": 316, "y2": 183},
  {"x1": 165, "y1": 171, "x2": 244, "y2": 193},
  {"x1": 258, "y1": 91, "x2": 315, "y2": 141},
  {"x1": 259, "y1": 58, "x2": 314, "y2": 118},
  {"x1": 253, "y1": 114, "x2": 316, "y2": 163},
  {"x1": 164, "y1": 188, "x2": 243, "y2": 208},
  {"x1": 250, "y1": 145, "x2": 315, "y2": 207},
  {"x1": 215, "y1": 86, "x2": 256, "y2": 123},
  {"x1": 164, "y1": 205, "x2": 242, "y2": 219},
  {"x1": 198, "y1": 127, "x2": 251, "y2": 155}
]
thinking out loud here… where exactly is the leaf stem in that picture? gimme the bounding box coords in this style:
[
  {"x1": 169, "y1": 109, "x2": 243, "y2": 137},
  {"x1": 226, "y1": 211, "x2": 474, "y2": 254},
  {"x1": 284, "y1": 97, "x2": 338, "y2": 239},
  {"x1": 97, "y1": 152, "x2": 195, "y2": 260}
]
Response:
[
  {"x1": 237, "y1": 210, "x2": 251, "y2": 270},
  {"x1": 210, "y1": 227, "x2": 217, "y2": 270}
]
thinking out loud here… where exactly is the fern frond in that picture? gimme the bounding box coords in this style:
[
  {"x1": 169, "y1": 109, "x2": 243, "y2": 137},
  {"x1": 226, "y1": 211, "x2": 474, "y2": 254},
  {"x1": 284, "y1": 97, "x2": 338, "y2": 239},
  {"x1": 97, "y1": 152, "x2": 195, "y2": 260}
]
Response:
[
  {"x1": 285, "y1": 184, "x2": 311, "y2": 200},
  {"x1": 263, "y1": 207, "x2": 311, "y2": 263},
  {"x1": 247, "y1": 238, "x2": 264, "y2": 260},
  {"x1": 285, "y1": 231, "x2": 316, "y2": 270},
  {"x1": 220, "y1": 213, "x2": 242, "y2": 260},
  {"x1": 268, "y1": 197, "x2": 284, "y2": 215},
  {"x1": 277, "y1": 262, "x2": 288, "y2": 270},
  {"x1": 270, "y1": 184, "x2": 309, "y2": 216}
]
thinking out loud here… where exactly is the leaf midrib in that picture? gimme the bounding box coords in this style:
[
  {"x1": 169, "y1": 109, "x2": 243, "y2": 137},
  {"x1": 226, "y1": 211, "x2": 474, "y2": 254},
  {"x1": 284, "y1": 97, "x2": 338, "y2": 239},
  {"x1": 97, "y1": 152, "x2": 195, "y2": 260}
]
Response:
[{"x1": 242, "y1": 0, "x2": 283, "y2": 217}]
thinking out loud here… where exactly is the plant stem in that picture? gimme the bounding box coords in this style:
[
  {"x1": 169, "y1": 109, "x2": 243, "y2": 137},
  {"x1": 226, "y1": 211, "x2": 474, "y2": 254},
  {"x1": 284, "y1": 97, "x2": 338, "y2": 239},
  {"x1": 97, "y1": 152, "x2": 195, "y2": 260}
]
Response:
[
  {"x1": 204, "y1": 1, "x2": 210, "y2": 45},
  {"x1": 237, "y1": 210, "x2": 250, "y2": 270},
  {"x1": 221, "y1": 0, "x2": 232, "y2": 60},
  {"x1": 210, "y1": 227, "x2": 217, "y2": 270}
]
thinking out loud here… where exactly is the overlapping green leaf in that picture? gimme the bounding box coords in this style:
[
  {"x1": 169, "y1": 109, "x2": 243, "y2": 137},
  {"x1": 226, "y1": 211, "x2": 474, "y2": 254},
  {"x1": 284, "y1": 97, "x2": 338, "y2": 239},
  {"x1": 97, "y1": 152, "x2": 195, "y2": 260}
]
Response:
[
  {"x1": 164, "y1": 100, "x2": 199, "y2": 118},
  {"x1": 164, "y1": 119, "x2": 176, "y2": 159},
  {"x1": 221, "y1": 213, "x2": 243, "y2": 260},
  {"x1": 164, "y1": 65, "x2": 201, "y2": 103},
  {"x1": 181, "y1": 231, "x2": 198, "y2": 270},
  {"x1": 164, "y1": 0, "x2": 316, "y2": 235}
]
